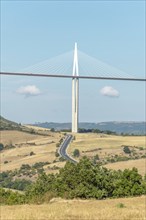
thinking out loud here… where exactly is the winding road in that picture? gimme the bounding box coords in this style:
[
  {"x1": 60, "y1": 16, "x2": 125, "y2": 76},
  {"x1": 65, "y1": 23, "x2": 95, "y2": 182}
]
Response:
[{"x1": 58, "y1": 134, "x2": 77, "y2": 164}]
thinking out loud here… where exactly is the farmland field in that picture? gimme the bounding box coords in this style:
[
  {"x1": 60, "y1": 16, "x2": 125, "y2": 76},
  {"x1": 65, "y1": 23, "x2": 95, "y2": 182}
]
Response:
[
  {"x1": 0, "y1": 129, "x2": 64, "y2": 173},
  {"x1": 68, "y1": 133, "x2": 146, "y2": 175}
]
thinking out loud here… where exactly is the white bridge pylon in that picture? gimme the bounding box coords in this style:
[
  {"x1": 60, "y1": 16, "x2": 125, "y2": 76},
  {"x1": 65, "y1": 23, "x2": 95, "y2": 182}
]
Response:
[{"x1": 72, "y1": 43, "x2": 79, "y2": 133}]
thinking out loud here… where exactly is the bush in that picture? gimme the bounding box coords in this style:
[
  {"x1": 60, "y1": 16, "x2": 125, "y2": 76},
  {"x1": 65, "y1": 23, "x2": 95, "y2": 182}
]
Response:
[
  {"x1": 94, "y1": 154, "x2": 99, "y2": 160},
  {"x1": 30, "y1": 151, "x2": 35, "y2": 156},
  {"x1": 0, "y1": 188, "x2": 26, "y2": 205},
  {"x1": 59, "y1": 157, "x2": 66, "y2": 162},
  {"x1": 20, "y1": 164, "x2": 31, "y2": 170},
  {"x1": 73, "y1": 149, "x2": 80, "y2": 157},
  {"x1": 0, "y1": 143, "x2": 4, "y2": 151},
  {"x1": 56, "y1": 143, "x2": 60, "y2": 148},
  {"x1": 32, "y1": 162, "x2": 48, "y2": 169},
  {"x1": 55, "y1": 151, "x2": 60, "y2": 157},
  {"x1": 123, "y1": 146, "x2": 131, "y2": 154},
  {"x1": 116, "y1": 203, "x2": 126, "y2": 208}
]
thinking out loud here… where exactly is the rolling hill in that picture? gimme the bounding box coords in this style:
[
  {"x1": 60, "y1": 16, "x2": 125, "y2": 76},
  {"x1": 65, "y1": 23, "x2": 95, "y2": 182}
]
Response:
[
  {"x1": 0, "y1": 116, "x2": 49, "y2": 135},
  {"x1": 0, "y1": 116, "x2": 23, "y2": 131}
]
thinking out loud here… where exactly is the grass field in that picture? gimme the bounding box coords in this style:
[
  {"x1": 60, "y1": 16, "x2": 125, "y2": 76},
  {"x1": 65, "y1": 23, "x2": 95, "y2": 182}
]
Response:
[
  {"x1": 0, "y1": 129, "x2": 64, "y2": 172},
  {"x1": 68, "y1": 133, "x2": 146, "y2": 175},
  {"x1": 1, "y1": 196, "x2": 146, "y2": 220},
  {"x1": 69, "y1": 133, "x2": 146, "y2": 150},
  {"x1": 104, "y1": 158, "x2": 146, "y2": 176}
]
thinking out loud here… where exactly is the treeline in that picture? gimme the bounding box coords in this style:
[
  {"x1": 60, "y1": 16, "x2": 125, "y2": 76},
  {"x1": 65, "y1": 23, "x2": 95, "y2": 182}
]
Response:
[
  {"x1": 0, "y1": 171, "x2": 32, "y2": 191},
  {"x1": 78, "y1": 128, "x2": 145, "y2": 136},
  {"x1": 0, "y1": 157, "x2": 146, "y2": 205},
  {"x1": 60, "y1": 128, "x2": 117, "y2": 135},
  {"x1": 78, "y1": 128, "x2": 117, "y2": 135}
]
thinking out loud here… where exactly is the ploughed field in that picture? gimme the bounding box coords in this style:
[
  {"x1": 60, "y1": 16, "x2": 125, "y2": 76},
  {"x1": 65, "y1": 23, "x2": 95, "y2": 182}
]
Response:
[
  {"x1": 68, "y1": 133, "x2": 146, "y2": 176},
  {"x1": 1, "y1": 196, "x2": 146, "y2": 220}
]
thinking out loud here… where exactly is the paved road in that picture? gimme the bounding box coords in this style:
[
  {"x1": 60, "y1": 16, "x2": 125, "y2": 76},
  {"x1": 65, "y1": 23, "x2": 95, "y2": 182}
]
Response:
[{"x1": 58, "y1": 134, "x2": 77, "y2": 164}]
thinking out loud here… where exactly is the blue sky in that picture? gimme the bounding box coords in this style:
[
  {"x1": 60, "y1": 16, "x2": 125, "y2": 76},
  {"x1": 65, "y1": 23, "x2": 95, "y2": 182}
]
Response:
[{"x1": 1, "y1": 0, "x2": 145, "y2": 123}]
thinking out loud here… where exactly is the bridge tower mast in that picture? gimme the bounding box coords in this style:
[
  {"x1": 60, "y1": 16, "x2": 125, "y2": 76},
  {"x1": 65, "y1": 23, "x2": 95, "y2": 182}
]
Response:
[{"x1": 72, "y1": 42, "x2": 79, "y2": 133}]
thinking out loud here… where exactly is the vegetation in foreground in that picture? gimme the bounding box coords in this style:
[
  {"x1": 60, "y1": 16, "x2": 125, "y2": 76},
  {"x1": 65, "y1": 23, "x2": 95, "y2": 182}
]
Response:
[{"x1": 0, "y1": 157, "x2": 146, "y2": 205}]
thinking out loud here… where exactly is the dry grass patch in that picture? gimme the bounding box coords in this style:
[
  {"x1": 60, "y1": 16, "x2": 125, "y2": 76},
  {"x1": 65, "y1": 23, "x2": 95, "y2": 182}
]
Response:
[
  {"x1": 1, "y1": 130, "x2": 61, "y2": 145},
  {"x1": 0, "y1": 130, "x2": 44, "y2": 145},
  {"x1": 44, "y1": 161, "x2": 67, "y2": 174},
  {"x1": 1, "y1": 196, "x2": 146, "y2": 220},
  {"x1": 104, "y1": 158, "x2": 146, "y2": 176},
  {"x1": 0, "y1": 130, "x2": 63, "y2": 172},
  {"x1": 24, "y1": 125, "x2": 51, "y2": 131},
  {"x1": 67, "y1": 133, "x2": 146, "y2": 175},
  {"x1": 69, "y1": 133, "x2": 146, "y2": 151}
]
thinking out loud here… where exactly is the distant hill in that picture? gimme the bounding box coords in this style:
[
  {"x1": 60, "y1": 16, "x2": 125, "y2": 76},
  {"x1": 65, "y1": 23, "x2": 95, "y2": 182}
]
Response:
[
  {"x1": 1, "y1": 116, "x2": 145, "y2": 135},
  {"x1": 33, "y1": 121, "x2": 146, "y2": 135}
]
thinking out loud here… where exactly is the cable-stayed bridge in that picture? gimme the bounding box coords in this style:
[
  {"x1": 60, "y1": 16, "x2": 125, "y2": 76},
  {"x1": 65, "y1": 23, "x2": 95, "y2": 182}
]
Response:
[{"x1": 0, "y1": 43, "x2": 145, "y2": 132}]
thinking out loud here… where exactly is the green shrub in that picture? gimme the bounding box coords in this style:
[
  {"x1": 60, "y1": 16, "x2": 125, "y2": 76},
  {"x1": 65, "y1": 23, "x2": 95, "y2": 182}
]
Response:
[
  {"x1": 55, "y1": 151, "x2": 60, "y2": 157},
  {"x1": 0, "y1": 143, "x2": 4, "y2": 151},
  {"x1": 94, "y1": 154, "x2": 99, "y2": 160},
  {"x1": 59, "y1": 157, "x2": 66, "y2": 162},
  {"x1": 56, "y1": 143, "x2": 60, "y2": 148},
  {"x1": 0, "y1": 188, "x2": 26, "y2": 205},
  {"x1": 73, "y1": 149, "x2": 80, "y2": 157},
  {"x1": 30, "y1": 151, "x2": 35, "y2": 156},
  {"x1": 116, "y1": 203, "x2": 126, "y2": 208},
  {"x1": 20, "y1": 164, "x2": 31, "y2": 170},
  {"x1": 123, "y1": 146, "x2": 131, "y2": 154}
]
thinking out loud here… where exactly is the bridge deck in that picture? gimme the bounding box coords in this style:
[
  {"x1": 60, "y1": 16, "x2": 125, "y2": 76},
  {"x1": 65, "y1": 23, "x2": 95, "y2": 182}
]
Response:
[{"x1": 0, "y1": 72, "x2": 146, "y2": 81}]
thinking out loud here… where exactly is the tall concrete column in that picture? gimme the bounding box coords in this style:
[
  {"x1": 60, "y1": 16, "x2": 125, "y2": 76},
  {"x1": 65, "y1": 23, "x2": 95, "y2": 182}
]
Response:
[
  {"x1": 72, "y1": 43, "x2": 79, "y2": 133},
  {"x1": 75, "y1": 78, "x2": 79, "y2": 132},
  {"x1": 72, "y1": 78, "x2": 75, "y2": 132}
]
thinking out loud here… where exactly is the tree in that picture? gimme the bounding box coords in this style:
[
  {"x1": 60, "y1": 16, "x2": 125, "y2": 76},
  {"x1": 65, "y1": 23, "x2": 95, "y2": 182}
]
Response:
[{"x1": 73, "y1": 149, "x2": 80, "y2": 157}]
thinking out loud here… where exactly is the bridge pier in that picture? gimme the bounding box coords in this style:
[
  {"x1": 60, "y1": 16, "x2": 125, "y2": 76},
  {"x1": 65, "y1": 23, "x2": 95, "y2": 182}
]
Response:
[
  {"x1": 72, "y1": 43, "x2": 79, "y2": 133},
  {"x1": 72, "y1": 78, "x2": 79, "y2": 133}
]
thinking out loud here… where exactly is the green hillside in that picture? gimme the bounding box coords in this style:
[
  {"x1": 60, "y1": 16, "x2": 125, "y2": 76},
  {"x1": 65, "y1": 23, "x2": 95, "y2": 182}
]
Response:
[
  {"x1": 0, "y1": 116, "x2": 50, "y2": 136},
  {"x1": 0, "y1": 116, "x2": 22, "y2": 131}
]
